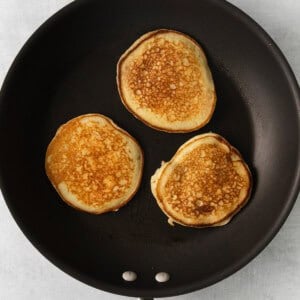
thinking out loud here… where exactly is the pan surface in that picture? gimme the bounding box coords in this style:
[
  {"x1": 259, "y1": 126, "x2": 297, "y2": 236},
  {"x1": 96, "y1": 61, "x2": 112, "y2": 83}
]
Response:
[{"x1": 0, "y1": 0, "x2": 299, "y2": 298}]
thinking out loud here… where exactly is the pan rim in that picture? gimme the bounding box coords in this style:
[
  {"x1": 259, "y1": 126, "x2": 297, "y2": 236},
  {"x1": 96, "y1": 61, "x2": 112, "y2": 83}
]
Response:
[{"x1": 0, "y1": 0, "x2": 299, "y2": 298}]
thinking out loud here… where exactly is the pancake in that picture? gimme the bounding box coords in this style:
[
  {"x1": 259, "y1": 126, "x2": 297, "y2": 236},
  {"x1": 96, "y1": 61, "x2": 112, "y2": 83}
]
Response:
[
  {"x1": 117, "y1": 29, "x2": 216, "y2": 133},
  {"x1": 151, "y1": 133, "x2": 252, "y2": 227},
  {"x1": 45, "y1": 114, "x2": 143, "y2": 214}
]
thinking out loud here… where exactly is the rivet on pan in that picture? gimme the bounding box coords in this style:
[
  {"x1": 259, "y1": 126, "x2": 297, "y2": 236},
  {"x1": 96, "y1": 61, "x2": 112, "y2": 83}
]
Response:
[
  {"x1": 155, "y1": 272, "x2": 170, "y2": 283},
  {"x1": 122, "y1": 271, "x2": 137, "y2": 282}
]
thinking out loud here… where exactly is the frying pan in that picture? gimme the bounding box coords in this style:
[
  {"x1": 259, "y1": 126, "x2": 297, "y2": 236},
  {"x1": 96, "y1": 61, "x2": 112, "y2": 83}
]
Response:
[{"x1": 0, "y1": 0, "x2": 299, "y2": 298}]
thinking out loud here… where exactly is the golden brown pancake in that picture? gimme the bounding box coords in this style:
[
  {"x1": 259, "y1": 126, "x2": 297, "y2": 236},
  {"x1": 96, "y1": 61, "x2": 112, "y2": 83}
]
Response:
[
  {"x1": 45, "y1": 114, "x2": 143, "y2": 214},
  {"x1": 151, "y1": 133, "x2": 252, "y2": 227},
  {"x1": 117, "y1": 29, "x2": 216, "y2": 133}
]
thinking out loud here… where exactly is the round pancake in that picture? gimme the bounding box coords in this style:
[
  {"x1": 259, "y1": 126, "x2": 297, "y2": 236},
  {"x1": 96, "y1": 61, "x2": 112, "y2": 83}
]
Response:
[
  {"x1": 117, "y1": 29, "x2": 216, "y2": 133},
  {"x1": 151, "y1": 133, "x2": 252, "y2": 227},
  {"x1": 45, "y1": 114, "x2": 143, "y2": 214}
]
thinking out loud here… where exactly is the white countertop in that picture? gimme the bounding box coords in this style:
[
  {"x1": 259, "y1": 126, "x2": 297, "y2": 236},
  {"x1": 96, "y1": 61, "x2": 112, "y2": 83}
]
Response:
[{"x1": 0, "y1": 1, "x2": 299, "y2": 299}]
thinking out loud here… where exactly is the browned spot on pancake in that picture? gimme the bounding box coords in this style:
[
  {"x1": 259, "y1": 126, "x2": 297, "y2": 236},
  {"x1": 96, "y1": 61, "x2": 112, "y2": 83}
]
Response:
[
  {"x1": 47, "y1": 118, "x2": 134, "y2": 208},
  {"x1": 128, "y1": 37, "x2": 203, "y2": 122},
  {"x1": 164, "y1": 144, "x2": 247, "y2": 219}
]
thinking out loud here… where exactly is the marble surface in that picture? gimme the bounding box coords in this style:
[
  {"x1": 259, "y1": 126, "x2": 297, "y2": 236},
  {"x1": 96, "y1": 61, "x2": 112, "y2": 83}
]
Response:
[{"x1": 0, "y1": 1, "x2": 299, "y2": 299}]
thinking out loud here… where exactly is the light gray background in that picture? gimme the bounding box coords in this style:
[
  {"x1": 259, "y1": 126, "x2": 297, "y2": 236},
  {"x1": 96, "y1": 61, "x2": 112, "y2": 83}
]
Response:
[{"x1": 0, "y1": 0, "x2": 299, "y2": 299}]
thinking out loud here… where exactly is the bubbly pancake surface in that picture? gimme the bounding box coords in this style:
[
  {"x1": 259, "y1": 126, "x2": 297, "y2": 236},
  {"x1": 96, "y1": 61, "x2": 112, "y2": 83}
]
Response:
[
  {"x1": 117, "y1": 29, "x2": 216, "y2": 132},
  {"x1": 45, "y1": 114, "x2": 143, "y2": 214},
  {"x1": 151, "y1": 133, "x2": 252, "y2": 227}
]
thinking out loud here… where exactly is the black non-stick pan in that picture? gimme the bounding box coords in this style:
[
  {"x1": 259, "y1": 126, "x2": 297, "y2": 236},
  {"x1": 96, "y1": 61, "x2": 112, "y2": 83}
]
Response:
[{"x1": 0, "y1": 0, "x2": 299, "y2": 298}]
